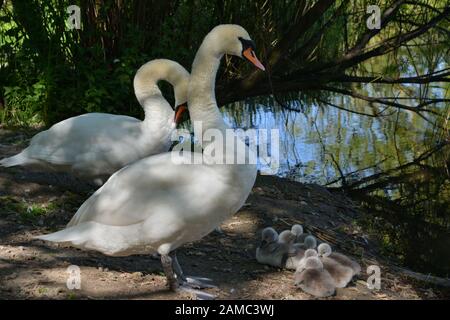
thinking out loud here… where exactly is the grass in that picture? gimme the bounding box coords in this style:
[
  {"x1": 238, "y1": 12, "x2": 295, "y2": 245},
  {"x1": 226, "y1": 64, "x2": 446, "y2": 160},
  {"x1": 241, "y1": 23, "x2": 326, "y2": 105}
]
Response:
[
  {"x1": 67, "y1": 292, "x2": 77, "y2": 300},
  {"x1": 37, "y1": 287, "x2": 48, "y2": 295},
  {"x1": 0, "y1": 195, "x2": 59, "y2": 223}
]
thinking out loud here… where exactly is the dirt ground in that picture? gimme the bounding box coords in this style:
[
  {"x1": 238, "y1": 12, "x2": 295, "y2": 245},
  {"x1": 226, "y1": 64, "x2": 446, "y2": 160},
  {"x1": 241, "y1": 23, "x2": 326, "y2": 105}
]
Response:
[{"x1": 0, "y1": 127, "x2": 449, "y2": 300}]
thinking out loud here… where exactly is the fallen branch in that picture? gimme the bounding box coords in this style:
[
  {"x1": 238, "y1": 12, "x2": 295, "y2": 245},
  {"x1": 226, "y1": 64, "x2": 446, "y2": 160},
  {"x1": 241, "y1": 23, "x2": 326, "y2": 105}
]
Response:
[{"x1": 392, "y1": 266, "x2": 450, "y2": 288}]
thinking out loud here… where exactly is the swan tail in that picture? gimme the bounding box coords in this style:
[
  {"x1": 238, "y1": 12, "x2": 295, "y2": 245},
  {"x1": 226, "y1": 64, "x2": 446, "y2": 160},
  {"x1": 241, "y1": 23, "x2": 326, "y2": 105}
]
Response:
[
  {"x1": 0, "y1": 153, "x2": 28, "y2": 167},
  {"x1": 34, "y1": 224, "x2": 91, "y2": 244},
  {"x1": 34, "y1": 222, "x2": 133, "y2": 256}
]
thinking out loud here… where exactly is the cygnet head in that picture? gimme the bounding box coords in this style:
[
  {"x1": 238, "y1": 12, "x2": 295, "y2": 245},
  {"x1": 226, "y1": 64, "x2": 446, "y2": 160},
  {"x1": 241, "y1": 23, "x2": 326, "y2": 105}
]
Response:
[
  {"x1": 201, "y1": 24, "x2": 265, "y2": 70},
  {"x1": 304, "y1": 249, "x2": 318, "y2": 259},
  {"x1": 295, "y1": 249, "x2": 318, "y2": 271},
  {"x1": 317, "y1": 243, "x2": 332, "y2": 257},
  {"x1": 260, "y1": 227, "x2": 278, "y2": 248},
  {"x1": 291, "y1": 224, "x2": 304, "y2": 236},
  {"x1": 297, "y1": 256, "x2": 323, "y2": 273},
  {"x1": 304, "y1": 235, "x2": 317, "y2": 249},
  {"x1": 278, "y1": 230, "x2": 296, "y2": 244}
]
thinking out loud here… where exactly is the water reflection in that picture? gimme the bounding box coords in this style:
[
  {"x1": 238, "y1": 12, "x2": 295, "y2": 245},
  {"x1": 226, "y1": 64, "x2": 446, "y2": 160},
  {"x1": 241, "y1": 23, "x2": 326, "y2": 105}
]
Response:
[{"x1": 222, "y1": 101, "x2": 450, "y2": 277}]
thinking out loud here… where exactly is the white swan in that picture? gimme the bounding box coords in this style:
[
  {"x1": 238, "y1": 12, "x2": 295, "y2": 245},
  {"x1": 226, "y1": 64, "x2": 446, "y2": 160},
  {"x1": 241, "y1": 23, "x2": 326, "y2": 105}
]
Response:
[
  {"x1": 0, "y1": 59, "x2": 189, "y2": 185},
  {"x1": 35, "y1": 25, "x2": 265, "y2": 291}
]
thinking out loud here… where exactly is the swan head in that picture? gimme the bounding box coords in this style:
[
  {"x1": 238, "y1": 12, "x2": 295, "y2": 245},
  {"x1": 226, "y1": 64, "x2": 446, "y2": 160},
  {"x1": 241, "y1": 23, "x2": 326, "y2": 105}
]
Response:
[
  {"x1": 291, "y1": 224, "x2": 303, "y2": 236},
  {"x1": 304, "y1": 235, "x2": 317, "y2": 249},
  {"x1": 133, "y1": 58, "x2": 190, "y2": 124},
  {"x1": 204, "y1": 24, "x2": 265, "y2": 71},
  {"x1": 260, "y1": 227, "x2": 278, "y2": 248},
  {"x1": 317, "y1": 243, "x2": 332, "y2": 257},
  {"x1": 278, "y1": 230, "x2": 296, "y2": 244},
  {"x1": 171, "y1": 63, "x2": 190, "y2": 125},
  {"x1": 174, "y1": 103, "x2": 188, "y2": 125}
]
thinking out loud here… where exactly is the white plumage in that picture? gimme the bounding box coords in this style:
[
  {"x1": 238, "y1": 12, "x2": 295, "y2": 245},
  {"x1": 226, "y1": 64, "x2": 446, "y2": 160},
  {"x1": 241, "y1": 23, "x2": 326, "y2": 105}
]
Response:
[
  {"x1": 36, "y1": 25, "x2": 265, "y2": 290},
  {"x1": 1, "y1": 59, "x2": 189, "y2": 184}
]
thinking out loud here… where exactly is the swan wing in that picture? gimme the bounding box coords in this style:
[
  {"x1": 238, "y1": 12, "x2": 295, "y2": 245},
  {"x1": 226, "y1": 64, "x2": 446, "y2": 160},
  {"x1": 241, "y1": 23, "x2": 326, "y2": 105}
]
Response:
[
  {"x1": 67, "y1": 152, "x2": 232, "y2": 228},
  {"x1": 26, "y1": 113, "x2": 143, "y2": 165}
]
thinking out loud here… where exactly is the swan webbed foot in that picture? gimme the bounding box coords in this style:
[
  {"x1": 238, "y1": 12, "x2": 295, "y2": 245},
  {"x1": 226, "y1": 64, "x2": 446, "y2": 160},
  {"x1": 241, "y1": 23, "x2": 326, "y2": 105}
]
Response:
[
  {"x1": 178, "y1": 286, "x2": 217, "y2": 300},
  {"x1": 183, "y1": 276, "x2": 216, "y2": 289},
  {"x1": 170, "y1": 252, "x2": 217, "y2": 289}
]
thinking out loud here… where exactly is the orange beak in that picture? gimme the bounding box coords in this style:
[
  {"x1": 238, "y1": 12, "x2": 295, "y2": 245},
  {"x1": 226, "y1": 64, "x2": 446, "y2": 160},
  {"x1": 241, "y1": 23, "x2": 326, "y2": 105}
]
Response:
[
  {"x1": 174, "y1": 103, "x2": 188, "y2": 125},
  {"x1": 243, "y1": 47, "x2": 265, "y2": 71}
]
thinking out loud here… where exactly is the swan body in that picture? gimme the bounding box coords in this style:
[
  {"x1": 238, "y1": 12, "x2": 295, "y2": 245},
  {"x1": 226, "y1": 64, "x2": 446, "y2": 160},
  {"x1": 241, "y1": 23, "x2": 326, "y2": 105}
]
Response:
[
  {"x1": 39, "y1": 151, "x2": 245, "y2": 256},
  {"x1": 1, "y1": 59, "x2": 189, "y2": 184},
  {"x1": 36, "y1": 25, "x2": 265, "y2": 290}
]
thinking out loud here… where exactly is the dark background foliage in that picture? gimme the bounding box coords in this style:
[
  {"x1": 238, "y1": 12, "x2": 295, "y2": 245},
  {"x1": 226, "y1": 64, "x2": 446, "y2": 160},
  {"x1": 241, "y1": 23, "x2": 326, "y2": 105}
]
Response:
[{"x1": 0, "y1": 0, "x2": 448, "y2": 126}]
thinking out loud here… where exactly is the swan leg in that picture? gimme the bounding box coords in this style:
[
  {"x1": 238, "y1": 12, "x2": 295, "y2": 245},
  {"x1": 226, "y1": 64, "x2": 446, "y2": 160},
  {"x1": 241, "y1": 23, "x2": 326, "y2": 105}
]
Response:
[
  {"x1": 160, "y1": 254, "x2": 179, "y2": 291},
  {"x1": 160, "y1": 253, "x2": 216, "y2": 299},
  {"x1": 170, "y1": 252, "x2": 216, "y2": 289}
]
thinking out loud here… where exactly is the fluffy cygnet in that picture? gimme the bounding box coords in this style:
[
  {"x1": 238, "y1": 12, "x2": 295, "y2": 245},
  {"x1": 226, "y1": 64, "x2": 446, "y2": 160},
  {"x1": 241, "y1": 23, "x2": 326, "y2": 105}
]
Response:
[
  {"x1": 317, "y1": 244, "x2": 354, "y2": 288},
  {"x1": 294, "y1": 256, "x2": 336, "y2": 298},
  {"x1": 291, "y1": 224, "x2": 308, "y2": 243},
  {"x1": 318, "y1": 243, "x2": 361, "y2": 276},
  {"x1": 256, "y1": 227, "x2": 290, "y2": 268}
]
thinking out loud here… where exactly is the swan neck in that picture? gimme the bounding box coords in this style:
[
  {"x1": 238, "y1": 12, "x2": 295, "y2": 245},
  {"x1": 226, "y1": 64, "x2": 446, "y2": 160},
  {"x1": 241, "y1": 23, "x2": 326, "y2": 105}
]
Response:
[
  {"x1": 189, "y1": 45, "x2": 227, "y2": 135},
  {"x1": 134, "y1": 60, "x2": 185, "y2": 123}
]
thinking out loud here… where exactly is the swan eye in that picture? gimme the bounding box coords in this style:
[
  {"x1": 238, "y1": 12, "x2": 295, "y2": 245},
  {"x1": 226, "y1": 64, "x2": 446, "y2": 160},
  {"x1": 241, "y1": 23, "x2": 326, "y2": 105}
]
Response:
[
  {"x1": 238, "y1": 36, "x2": 256, "y2": 52},
  {"x1": 239, "y1": 37, "x2": 265, "y2": 71}
]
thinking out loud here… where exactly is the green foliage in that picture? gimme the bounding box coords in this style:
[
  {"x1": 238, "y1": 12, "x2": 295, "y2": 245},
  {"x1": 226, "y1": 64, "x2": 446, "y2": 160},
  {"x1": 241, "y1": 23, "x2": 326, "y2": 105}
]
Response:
[
  {"x1": 0, "y1": 195, "x2": 57, "y2": 223},
  {"x1": 0, "y1": 0, "x2": 447, "y2": 128},
  {"x1": 3, "y1": 83, "x2": 46, "y2": 125}
]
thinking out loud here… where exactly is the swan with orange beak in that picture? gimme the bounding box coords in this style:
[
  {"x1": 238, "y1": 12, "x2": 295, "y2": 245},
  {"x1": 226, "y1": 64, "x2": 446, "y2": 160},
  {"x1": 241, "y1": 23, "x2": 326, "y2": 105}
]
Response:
[{"x1": 36, "y1": 25, "x2": 266, "y2": 297}]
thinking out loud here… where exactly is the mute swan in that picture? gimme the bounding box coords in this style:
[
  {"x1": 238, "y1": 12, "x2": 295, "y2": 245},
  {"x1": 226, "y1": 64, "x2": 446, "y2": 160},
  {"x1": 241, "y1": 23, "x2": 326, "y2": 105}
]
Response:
[
  {"x1": 296, "y1": 248, "x2": 318, "y2": 269},
  {"x1": 0, "y1": 59, "x2": 189, "y2": 185},
  {"x1": 290, "y1": 226, "x2": 317, "y2": 251},
  {"x1": 256, "y1": 227, "x2": 305, "y2": 270},
  {"x1": 294, "y1": 256, "x2": 336, "y2": 298},
  {"x1": 291, "y1": 224, "x2": 317, "y2": 246},
  {"x1": 256, "y1": 227, "x2": 291, "y2": 267},
  {"x1": 295, "y1": 235, "x2": 317, "y2": 250},
  {"x1": 36, "y1": 25, "x2": 265, "y2": 292},
  {"x1": 291, "y1": 224, "x2": 306, "y2": 242},
  {"x1": 316, "y1": 243, "x2": 353, "y2": 288},
  {"x1": 278, "y1": 230, "x2": 296, "y2": 245},
  {"x1": 318, "y1": 243, "x2": 361, "y2": 276}
]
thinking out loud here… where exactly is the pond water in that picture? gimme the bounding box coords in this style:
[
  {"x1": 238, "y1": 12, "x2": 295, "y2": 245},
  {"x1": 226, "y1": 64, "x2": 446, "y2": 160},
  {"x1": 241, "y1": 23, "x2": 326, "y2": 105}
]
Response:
[{"x1": 222, "y1": 97, "x2": 450, "y2": 277}]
